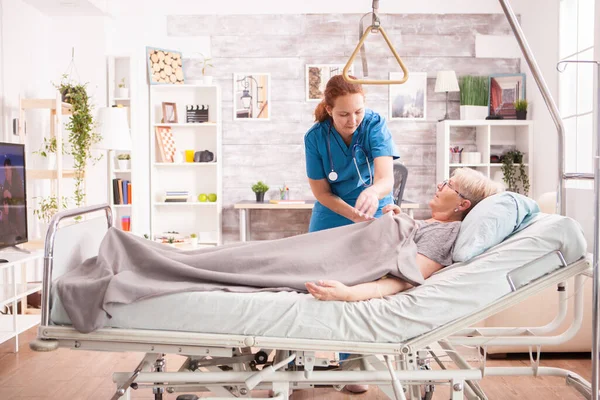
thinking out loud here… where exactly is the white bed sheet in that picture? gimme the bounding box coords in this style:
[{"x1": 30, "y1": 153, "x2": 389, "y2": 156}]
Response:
[{"x1": 50, "y1": 213, "x2": 586, "y2": 343}]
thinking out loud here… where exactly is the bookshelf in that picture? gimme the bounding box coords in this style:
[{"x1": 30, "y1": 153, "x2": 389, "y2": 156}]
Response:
[
  {"x1": 149, "y1": 84, "x2": 222, "y2": 246},
  {"x1": 436, "y1": 120, "x2": 534, "y2": 196},
  {"x1": 107, "y1": 55, "x2": 134, "y2": 232}
]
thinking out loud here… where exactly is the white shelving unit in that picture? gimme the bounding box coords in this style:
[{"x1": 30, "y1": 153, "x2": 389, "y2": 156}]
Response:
[
  {"x1": 437, "y1": 120, "x2": 534, "y2": 195},
  {"x1": 0, "y1": 251, "x2": 43, "y2": 352},
  {"x1": 107, "y1": 55, "x2": 134, "y2": 232},
  {"x1": 149, "y1": 84, "x2": 222, "y2": 246}
]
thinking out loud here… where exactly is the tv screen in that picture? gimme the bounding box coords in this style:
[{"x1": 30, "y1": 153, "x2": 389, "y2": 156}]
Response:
[{"x1": 0, "y1": 143, "x2": 27, "y2": 247}]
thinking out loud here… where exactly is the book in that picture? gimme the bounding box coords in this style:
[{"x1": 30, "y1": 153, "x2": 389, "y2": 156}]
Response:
[{"x1": 269, "y1": 200, "x2": 306, "y2": 204}]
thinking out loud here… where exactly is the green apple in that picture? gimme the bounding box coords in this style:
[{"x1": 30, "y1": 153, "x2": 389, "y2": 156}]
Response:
[
  {"x1": 208, "y1": 193, "x2": 217, "y2": 202},
  {"x1": 198, "y1": 193, "x2": 208, "y2": 202}
]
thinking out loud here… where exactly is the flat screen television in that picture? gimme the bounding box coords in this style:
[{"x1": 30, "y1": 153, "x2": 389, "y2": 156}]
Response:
[{"x1": 0, "y1": 142, "x2": 27, "y2": 248}]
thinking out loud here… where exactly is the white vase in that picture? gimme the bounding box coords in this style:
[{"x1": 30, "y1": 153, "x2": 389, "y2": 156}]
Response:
[
  {"x1": 203, "y1": 76, "x2": 213, "y2": 85},
  {"x1": 117, "y1": 160, "x2": 130, "y2": 170},
  {"x1": 46, "y1": 153, "x2": 56, "y2": 169},
  {"x1": 173, "y1": 151, "x2": 184, "y2": 163},
  {"x1": 116, "y1": 88, "x2": 129, "y2": 98},
  {"x1": 460, "y1": 105, "x2": 488, "y2": 120},
  {"x1": 190, "y1": 237, "x2": 199, "y2": 246}
]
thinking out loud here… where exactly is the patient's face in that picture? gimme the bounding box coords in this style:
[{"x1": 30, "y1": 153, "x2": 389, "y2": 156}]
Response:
[{"x1": 430, "y1": 178, "x2": 462, "y2": 214}]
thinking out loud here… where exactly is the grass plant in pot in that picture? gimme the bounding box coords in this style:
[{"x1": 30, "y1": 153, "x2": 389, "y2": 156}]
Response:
[
  {"x1": 190, "y1": 233, "x2": 198, "y2": 246},
  {"x1": 514, "y1": 99, "x2": 528, "y2": 120},
  {"x1": 459, "y1": 76, "x2": 489, "y2": 120},
  {"x1": 252, "y1": 181, "x2": 269, "y2": 202}
]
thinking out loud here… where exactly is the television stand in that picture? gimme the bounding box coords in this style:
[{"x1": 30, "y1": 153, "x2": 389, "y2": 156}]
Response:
[{"x1": 0, "y1": 245, "x2": 32, "y2": 255}]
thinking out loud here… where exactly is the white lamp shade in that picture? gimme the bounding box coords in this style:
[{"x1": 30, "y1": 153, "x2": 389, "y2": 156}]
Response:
[
  {"x1": 434, "y1": 70, "x2": 460, "y2": 93},
  {"x1": 96, "y1": 107, "x2": 131, "y2": 150}
]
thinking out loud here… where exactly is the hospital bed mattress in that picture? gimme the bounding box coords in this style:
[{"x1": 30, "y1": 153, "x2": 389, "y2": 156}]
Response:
[{"x1": 50, "y1": 213, "x2": 586, "y2": 344}]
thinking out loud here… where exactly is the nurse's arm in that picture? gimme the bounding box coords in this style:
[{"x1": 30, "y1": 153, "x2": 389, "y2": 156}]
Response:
[
  {"x1": 308, "y1": 178, "x2": 370, "y2": 223},
  {"x1": 370, "y1": 156, "x2": 394, "y2": 198}
]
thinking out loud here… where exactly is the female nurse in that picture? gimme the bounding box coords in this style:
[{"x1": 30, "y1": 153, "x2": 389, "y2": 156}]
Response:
[{"x1": 304, "y1": 74, "x2": 400, "y2": 233}]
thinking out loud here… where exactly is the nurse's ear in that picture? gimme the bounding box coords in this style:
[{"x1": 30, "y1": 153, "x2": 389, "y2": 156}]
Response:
[{"x1": 325, "y1": 105, "x2": 332, "y2": 117}]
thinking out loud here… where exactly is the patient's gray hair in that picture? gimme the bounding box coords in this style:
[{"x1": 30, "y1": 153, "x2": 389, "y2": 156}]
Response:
[{"x1": 451, "y1": 168, "x2": 504, "y2": 214}]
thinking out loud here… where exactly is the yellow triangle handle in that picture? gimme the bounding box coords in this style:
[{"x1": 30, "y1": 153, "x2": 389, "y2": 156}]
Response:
[{"x1": 343, "y1": 26, "x2": 409, "y2": 85}]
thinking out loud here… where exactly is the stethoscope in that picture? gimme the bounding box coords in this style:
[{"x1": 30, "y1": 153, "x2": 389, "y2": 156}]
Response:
[{"x1": 326, "y1": 121, "x2": 373, "y2": 187}]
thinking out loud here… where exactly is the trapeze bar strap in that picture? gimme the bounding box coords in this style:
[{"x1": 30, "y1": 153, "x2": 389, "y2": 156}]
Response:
[
  {"x1": 343, "y1": 25, "x2": 409, "y2": 85},
  {"x1": 506, "y1": 250, "x2": 568, "y2": 291}
]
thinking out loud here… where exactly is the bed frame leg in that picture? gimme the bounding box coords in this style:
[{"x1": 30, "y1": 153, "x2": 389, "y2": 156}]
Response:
[{"x1": 451, "y1": 380, "x2": 465, "y2": 400}]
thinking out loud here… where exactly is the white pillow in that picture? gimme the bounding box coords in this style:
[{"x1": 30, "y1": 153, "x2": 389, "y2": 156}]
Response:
[{"x1": 452, "y1": 192, "x2": 540, "y2": 262}]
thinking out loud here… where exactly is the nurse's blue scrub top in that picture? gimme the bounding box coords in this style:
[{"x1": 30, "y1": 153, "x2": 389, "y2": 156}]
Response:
[{"x1": 304, "y1": 109, "x2": 400, "y2": 232}]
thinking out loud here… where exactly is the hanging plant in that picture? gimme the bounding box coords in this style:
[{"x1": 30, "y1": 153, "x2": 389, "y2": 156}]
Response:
[
  {"x1": 53, "y1": 74, "x2": 102, "y2": 207},
  {"x1": 500, "y1": 150, "x2": 530, "y2": 194}
]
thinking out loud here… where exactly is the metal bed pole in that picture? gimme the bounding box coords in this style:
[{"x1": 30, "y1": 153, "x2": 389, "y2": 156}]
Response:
[{"x1": 497, "y1": 0, "x2": 566, "y2": 215}]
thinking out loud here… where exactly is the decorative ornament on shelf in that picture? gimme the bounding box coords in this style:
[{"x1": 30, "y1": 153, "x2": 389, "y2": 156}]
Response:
[
  {"x1": 514, "y1": 99, "x2": 528, "y2": 120},
  {"x1": 116, "y1": 77, "x2": 129, "y2": 98},
  {"x1": 146, "y1": 47, "x2": 184, "y2": 85}
]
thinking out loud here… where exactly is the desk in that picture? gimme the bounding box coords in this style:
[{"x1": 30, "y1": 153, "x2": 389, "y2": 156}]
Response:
[{"x1": 234, "y1": 200, "x2": 427, "y2": 242}]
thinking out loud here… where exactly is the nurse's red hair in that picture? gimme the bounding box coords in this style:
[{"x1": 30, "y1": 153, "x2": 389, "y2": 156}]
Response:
[{"x1": 314, "y1": 75, "x2": 365, "y2": 123}]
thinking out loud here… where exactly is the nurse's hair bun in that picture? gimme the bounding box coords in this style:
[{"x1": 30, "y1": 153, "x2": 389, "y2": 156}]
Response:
[{"x1": 314, "y1": 75, "x2": 364, "y2": 122}]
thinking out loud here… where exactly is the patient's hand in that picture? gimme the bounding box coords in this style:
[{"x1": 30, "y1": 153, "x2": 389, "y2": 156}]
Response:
[
  {"x1": 305, "y1": 280, "x2": 351, "y2": 301},
  {"x1": 382, "y1": 204, "x2": 402, "y2": 215}
]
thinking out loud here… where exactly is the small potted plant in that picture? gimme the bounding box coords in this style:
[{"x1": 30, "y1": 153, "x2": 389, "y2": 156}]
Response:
[
  {"x1": 514, "y1": 99, "x2": 528, "y2": 120},
  {"x1": 500, "y1": 149, "x2": 530, "y2": 194},
  {"x1": 116, "y1": 77, "x2": 129, "y2": 98},
  {"x1": 167, "y1": 236, "x2": 176, "y2": 247},
  {"x1": 33, "y1": 137, "x2": 67, "y2": 168},
  {"x1": 190, "y1": 233, "x2": 198, "y2": 246},
  {"x1": 251, "y1": 181, "x2": 269, "y2": 202},
  {"x1": 459, "y1": 76, "x2": 489, "y2": 120},
  {"x1": 117, "y1": 153, "x2": 131, "y2": 170}
]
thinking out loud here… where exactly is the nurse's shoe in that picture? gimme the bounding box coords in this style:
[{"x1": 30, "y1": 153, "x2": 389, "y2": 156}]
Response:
[{"x1": 345, "y1": 384, "x2": 369, "y2": 393}]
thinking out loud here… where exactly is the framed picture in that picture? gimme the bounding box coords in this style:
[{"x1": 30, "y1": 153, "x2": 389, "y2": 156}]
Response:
[
  {"x1": 305, "y1": 64, "x2": 354, "y2": 101},
  {"x1": 155, "y1": 126, "x2": 176, "y2": 162},
  {"x1": 389, "y1": 72, "x2": 427, "y2": 120},
  {"x1": 488, "y1": 73, "x2": 526, "y2": 119},
  {"x1": 146, "y1": 46, "x2": 184, "y2": 85},
  {"x1": 162, "y1": 102, "x2": 178, "y2": 123},
  {"x1": 233, "y1": 73, "x2": 271, "y2": 120}
]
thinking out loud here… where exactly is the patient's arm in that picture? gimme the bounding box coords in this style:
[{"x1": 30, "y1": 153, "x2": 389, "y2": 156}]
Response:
[{"x1": 305, "y1": 254, "x2": 443, "y2": 302}]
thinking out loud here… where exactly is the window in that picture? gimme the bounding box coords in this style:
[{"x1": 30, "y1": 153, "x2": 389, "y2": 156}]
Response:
[{"x1": 559, "y1": 0, "x2": 595, "y2": 189}]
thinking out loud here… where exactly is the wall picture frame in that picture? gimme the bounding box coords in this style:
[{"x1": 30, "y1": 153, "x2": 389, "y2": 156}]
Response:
[
  {"x1": 146, "y1": 46, "x2": 185, "y2": 85},
  {"x1": 233, "y1": 73, "x2": 271, "y2": 120},
  {"x1": 488, "y1": 73, "x2": 526, "y2": 119},
  {"x1": 389, "y1": 72, "x2": 427, "y2": 121},
  {"x1": 161, "y1": 102, "x2": 178, "y2": 123},
  {"x1": 305, "y1": 64, "x2": 354, "y2": 102}
]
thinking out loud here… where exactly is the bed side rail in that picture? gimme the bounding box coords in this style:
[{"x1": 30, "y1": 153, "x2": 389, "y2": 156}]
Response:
[
  {"x1": 506, "y1": 250, "x2": 568, "y2": 291},
  {"x1": 41, "y1": 204, "x2": 113, "y2": 327}
]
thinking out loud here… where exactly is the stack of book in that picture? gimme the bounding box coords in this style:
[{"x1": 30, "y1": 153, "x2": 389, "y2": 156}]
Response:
[
  {"x1": 164, "y1": 191, "x2": 189, "y2": 202},
  {"x1": 113, "y1": 179, "x2": 132, "y2": 205}
]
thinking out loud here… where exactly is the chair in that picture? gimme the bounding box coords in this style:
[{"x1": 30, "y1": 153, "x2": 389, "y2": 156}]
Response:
[{"x1": 392, "y1": 161, "x2": 408, "y2": 206}]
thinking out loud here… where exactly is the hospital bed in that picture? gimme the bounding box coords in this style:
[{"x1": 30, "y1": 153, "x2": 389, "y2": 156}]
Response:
[
  {"x1": 31, "y1": 0, "x2": 600, "y2": 398},
  {"x1": 30, "y1": 202, "x2": 592, "y2": 400}
]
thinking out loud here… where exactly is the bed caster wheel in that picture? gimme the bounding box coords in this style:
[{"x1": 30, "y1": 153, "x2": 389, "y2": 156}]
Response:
[
  {"x1": 176, "y1": 395, "x2": 199, "y2": 400},
  {"x1": 255, "y1": 351, "x2": 269, "y2": 364},
  {"x1": 189, "y1": 360, "x2": 199, "y2": 371},
  {"x1": 333, "y1": 385, "x2": 344, "y2": 391}
]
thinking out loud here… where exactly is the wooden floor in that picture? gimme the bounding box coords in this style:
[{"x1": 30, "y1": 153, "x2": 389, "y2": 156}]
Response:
[{"x1": 0, "y1": 327, "x2": 592, "y2": 399}]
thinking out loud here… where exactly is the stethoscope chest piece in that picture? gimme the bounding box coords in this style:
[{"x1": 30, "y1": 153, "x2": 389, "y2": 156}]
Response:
[{"x1": 328, "y1": 171, "x2": 338, "y2": 182}]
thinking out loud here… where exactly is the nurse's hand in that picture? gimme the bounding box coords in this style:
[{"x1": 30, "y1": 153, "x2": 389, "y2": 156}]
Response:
[
  {"x1": 305, "y1": 280, "x2": 350, "y2": 301},
  {"x1": 355, "y1": 187, "x2": 379, "y2": 218},
  {"x1": 382, "y1": 204, "x2": 402, "y2": 215}
]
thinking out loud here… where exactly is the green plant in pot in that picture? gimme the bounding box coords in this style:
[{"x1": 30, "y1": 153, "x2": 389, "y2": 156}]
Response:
[
  {"x1": 500, "y1": 150, "x2": 530, "y2": 195},
  {"x1": 252, "y1": 181, "x2": 269, "y2": 202},
  {"x1": 53, "y1": 75, "x2": 102, "y2": 207},
  {"x1": 33, "y1": 137, "x2": 68, "y2": 168},
  {"x1": 117, "y1": 153, "x2": 131, "y2": 170},
  {"x1": 200, "y1": 54, "x2": 214, "y2": 85},
  {"x1": 514, "y1": 99, "x2": 528, "y2": 120},
  {"x1": 459, "y1": 76, "x2": 489, "y2": 120}
]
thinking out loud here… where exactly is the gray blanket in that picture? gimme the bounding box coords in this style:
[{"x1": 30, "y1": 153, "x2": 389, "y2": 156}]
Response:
[{"x1": 56, "y1": 212, "x2": 423, "y2": 333}]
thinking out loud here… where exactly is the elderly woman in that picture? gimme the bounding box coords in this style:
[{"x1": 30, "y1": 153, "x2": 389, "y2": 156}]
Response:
[{"x1": 305, "y1": 167, "x2": 503, "y2": 302}]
